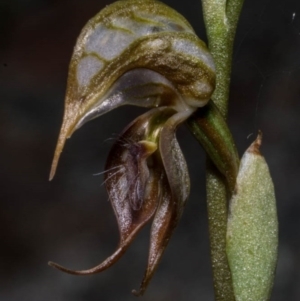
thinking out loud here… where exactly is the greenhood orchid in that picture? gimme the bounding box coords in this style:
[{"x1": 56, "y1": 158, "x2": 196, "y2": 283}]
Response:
[
  {"x1": 47, "y1": 0, "x2": 279, "y2": 299},
  {"x1": 48, "y1": 0, "x2": 217, "y2": 295}
]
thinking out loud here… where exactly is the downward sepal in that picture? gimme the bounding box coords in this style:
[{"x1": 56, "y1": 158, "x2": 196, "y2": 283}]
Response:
[{"x1": 50, "y1": 107, "x2": 191, "y2": 296}]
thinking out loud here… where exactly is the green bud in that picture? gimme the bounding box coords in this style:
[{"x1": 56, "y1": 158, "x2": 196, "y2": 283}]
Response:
[{"x1": 226, "y1": 133, "x2": 278, "y2": 301}]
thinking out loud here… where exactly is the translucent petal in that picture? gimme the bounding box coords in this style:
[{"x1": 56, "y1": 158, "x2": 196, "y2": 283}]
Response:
[
  {"x1": 49, "y1": 69, "x2": 190, "y2": 180},
  {"x1": 74, "y1": 68, "x2": 187, "y2": 130}
]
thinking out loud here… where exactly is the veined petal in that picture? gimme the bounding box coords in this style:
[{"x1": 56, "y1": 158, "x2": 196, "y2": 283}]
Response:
[
  {"x1": 74, "y1": 68, "x2": 188, "y2": 131},
  {"x1": 49, "y1": 68, "x2": 194, "y2": 181}
]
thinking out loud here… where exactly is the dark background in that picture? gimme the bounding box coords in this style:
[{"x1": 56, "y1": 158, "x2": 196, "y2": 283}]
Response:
[{"x1": 1, "y1": 0, "x2": 300, "y2": 300}]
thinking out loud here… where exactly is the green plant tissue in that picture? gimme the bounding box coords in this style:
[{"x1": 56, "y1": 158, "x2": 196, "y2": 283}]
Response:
[{"x1": 226, "y1": 134, "x2": 278, "y2": 301}]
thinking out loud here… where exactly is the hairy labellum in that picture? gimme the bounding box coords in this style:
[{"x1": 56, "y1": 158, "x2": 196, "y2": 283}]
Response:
[{"x1": 123, "y1": 140, "x2": 157, "y2": 210}]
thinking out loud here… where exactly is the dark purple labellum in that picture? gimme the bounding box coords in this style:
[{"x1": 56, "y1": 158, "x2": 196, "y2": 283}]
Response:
[{"x1": 123, "y1": 140, "x2": 157, "y2": 211}]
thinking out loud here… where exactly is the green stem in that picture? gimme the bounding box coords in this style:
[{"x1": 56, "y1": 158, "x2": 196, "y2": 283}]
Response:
[
  {"x1": 206, "y1": 161, "x2": 233, "y2": 301},
  {"x1": 195, "y1": 0, "x2": 244, "y2": 300},
  {"x1": 187, "y1": 101, "x2": 239, "y2": 301},
  {"x1": 202, "y1": 0, "x2": 244, "y2": 115}
]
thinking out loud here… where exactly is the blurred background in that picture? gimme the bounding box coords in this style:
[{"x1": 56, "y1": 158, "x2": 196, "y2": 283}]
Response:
[{"x1": 1, "y1": 0, "x2": 300, "y2": 300}]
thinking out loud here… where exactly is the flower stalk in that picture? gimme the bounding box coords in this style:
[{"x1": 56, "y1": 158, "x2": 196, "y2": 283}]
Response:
[
  {"x1": 187, "y1": 0, "x2": 245, "y2": 300},
  {"x1": 187, "y1": 101, "x2": 239, "y2": 193}
]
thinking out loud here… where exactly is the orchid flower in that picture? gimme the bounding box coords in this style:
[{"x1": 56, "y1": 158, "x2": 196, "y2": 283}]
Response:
[
  {"x1": 48, "y1": 1, "x2": 278, "y2": 299},
  {"x1": 48, "y1": 0, "x2": 222, "y2": 296}
]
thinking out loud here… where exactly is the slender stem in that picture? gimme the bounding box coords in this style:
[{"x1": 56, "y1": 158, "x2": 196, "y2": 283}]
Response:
[
  {"x1": 201, "y1": 0, "x2": 244, "y2": 300},
  {"x1": 202, "y1": 0, "x2": 244, "y2": 116}
]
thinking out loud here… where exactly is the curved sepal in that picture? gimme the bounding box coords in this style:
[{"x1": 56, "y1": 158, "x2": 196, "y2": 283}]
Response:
[
  {"x1": 49, "y1": 107, "x2": 177, "y2": 276},
  {"x1": 133, "y1": 111, "x2": 191, "y2": 295}
]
